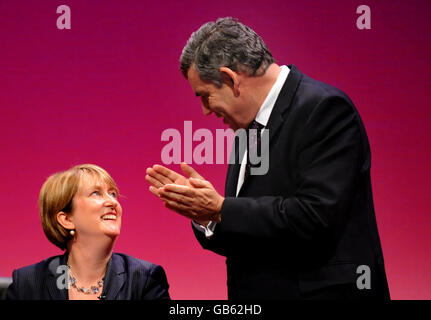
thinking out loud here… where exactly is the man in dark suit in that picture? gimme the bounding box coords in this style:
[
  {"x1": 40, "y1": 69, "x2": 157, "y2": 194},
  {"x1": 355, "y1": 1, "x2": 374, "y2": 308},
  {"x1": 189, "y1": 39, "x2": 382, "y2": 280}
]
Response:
[{"x1": 146, "y1": 17, "x2": 390, "y2": 300}]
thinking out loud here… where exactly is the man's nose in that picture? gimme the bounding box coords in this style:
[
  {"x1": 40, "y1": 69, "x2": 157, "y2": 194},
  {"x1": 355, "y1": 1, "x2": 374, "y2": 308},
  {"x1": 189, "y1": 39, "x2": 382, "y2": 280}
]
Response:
[{"x1": 202, "y1": 104, "x2": 212, "y2": 116}]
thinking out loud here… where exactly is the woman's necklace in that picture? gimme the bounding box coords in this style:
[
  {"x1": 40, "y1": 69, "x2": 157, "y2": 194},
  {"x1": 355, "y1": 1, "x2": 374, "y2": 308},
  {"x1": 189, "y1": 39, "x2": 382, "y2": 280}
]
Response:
[{"x1": 67, "y1": 264, "x2": 104, "y2": 295}]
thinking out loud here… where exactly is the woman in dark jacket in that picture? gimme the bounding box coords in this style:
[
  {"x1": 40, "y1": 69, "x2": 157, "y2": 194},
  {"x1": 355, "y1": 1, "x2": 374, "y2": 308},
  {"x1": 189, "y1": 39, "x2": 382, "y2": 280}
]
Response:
[{"x1": 7, "y1": 164, "x2": 170, "y2": 300}]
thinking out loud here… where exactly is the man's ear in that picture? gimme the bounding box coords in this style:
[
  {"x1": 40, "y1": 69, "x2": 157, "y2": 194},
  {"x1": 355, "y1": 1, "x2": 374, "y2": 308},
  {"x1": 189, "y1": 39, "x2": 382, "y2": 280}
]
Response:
[
  {"x1": 57, "y1": 211, "x2": 74, "y2": 230},
  {"x1": 219, "y1": 67, "x2": 240, "y2": 96}
]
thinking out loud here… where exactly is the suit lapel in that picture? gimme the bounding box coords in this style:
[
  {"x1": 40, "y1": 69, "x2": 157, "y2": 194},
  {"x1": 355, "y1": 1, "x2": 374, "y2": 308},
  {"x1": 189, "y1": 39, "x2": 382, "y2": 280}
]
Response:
[
  {"x1": 236, "y1": 65, "x2": 303, "y2": 194},
  {"x1": 265, "y1": 64, "x2": 302, "y2": 145},
  {"x1": 46, "y1": 253, "x2": 68, "y2": 300},
  {"x1": 103, "y1": 253, "x2": 125, "y2": 300}
]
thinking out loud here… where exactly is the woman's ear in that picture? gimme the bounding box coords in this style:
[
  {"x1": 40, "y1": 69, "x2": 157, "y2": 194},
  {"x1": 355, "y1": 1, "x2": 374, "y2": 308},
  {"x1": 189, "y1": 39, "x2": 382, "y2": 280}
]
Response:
[
  {"x1": 57, "y1": 211, "x2": 74, "y2": 230},
  {"x1": 219, "y1": 67, "x2": 240, "y2": 96}
]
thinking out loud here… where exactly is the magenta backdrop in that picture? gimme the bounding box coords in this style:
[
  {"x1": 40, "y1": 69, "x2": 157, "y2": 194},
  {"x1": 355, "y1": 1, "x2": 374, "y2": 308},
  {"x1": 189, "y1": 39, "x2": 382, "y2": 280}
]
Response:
[{"x1": 0, "y1": 0, "x2": 430, "y2": 299}]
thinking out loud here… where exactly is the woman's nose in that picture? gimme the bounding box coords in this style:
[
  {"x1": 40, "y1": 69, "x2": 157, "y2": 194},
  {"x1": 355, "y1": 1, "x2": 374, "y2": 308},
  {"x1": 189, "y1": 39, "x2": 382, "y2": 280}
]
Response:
[{"x1": 104, "y1": 193, "x2": 119, "y2": 208}]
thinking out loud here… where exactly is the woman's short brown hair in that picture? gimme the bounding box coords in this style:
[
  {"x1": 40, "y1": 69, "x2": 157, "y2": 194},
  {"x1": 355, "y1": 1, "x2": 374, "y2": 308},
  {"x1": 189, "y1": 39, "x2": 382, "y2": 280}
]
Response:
[{"x1": 39, "y1": 164, "x2": 119, "y2": 250}]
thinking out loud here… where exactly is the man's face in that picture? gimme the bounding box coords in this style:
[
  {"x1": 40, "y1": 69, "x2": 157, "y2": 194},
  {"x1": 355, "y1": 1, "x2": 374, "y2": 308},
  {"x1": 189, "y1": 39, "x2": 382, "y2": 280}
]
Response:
[{"x1": 187, "y1": 66, "x2": 248, "y2": 130}]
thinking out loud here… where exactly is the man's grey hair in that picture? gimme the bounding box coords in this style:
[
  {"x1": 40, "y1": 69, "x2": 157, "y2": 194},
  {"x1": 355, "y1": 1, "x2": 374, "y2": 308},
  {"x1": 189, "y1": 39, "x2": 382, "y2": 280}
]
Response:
[{"x1": 180, "y1": 17, "x2": 275, "y2": 87}]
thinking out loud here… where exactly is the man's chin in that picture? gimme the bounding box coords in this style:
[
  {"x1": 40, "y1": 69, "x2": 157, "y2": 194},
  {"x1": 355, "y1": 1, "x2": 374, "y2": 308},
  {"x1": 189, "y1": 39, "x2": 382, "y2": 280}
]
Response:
[
  {"x1": 223, "y1": 119, "x2": 238, "y2": 130},
  {"x1": 229, "y1": 123, "x2": 242, "y2": 131}
]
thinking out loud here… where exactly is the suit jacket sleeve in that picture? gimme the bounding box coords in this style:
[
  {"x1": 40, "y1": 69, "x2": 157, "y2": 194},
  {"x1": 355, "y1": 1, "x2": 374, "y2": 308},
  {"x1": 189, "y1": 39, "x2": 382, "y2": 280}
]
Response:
[
  {"x1": 141, "y1": 265, "x2": 170, "y2": 300},
  {"x1": 196, "y1": 96, "x2": 362, "y2": 252}
]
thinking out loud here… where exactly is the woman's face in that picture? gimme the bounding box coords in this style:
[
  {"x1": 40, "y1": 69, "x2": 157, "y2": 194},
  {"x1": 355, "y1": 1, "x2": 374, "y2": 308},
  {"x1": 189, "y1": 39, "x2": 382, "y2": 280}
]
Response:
[{"x1": 70, "y1": 174, "x2": 122, "y2": 240}]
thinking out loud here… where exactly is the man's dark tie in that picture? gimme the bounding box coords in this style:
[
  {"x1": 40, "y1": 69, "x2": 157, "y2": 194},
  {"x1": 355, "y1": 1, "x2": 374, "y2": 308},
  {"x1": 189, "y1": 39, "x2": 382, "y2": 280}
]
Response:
[{"x1": 244, "y1": 120, "x2": 264, "y2": 181}]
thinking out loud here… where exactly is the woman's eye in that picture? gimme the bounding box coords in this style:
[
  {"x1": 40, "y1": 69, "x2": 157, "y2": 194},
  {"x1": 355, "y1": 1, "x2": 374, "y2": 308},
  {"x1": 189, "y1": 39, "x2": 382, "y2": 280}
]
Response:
[
  {"x1": 110, "y1": 192, "x2": 117, "y2": 198},
  {"x1": 91, "y1": 191, "x2": 100, "y2": 196}
]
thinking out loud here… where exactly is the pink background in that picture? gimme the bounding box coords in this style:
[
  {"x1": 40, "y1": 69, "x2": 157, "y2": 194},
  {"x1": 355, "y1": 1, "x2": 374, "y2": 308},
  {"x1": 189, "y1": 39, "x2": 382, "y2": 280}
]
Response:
[{"x1": 0, "y1": 0, "x2": 430, "y2": 299}]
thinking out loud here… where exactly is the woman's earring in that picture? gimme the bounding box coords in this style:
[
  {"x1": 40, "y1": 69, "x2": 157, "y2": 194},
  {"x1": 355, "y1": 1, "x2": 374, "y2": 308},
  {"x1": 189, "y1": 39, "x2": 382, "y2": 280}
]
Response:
[{"x1": 70, "y1": 230, "x2": 75, "y2": 236}]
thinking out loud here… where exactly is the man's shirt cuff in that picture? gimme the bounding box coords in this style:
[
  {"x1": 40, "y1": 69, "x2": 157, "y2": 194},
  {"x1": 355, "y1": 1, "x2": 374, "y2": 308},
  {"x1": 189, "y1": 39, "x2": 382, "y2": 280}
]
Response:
[{"x1": 192, "y1": 220, "x2": 217, "y2": 238}]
